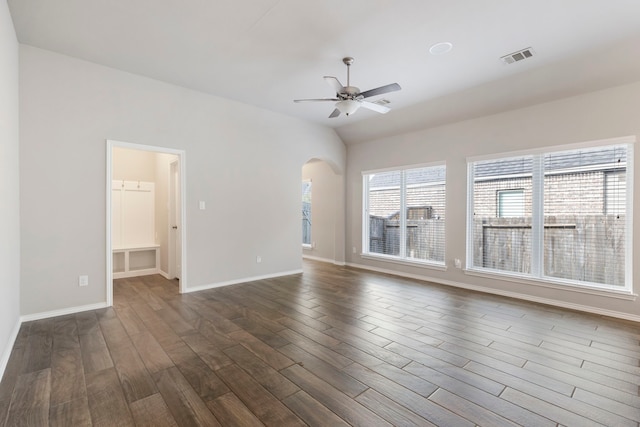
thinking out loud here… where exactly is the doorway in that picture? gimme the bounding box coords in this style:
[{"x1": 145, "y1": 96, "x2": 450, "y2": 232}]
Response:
[{"x1": 106, "y1": 140, "x2": 187, "y2": 306}]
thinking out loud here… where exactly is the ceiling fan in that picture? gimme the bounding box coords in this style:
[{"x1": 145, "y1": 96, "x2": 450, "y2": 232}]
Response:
[{"x1": 294, "y1": 57, "x2": 401, "y2": 118}]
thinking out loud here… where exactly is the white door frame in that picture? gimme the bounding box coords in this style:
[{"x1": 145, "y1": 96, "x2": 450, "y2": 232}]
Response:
[
  {"x1": 168, "y1": 159, "x2": 182, "y2": 280},
  {"x1": 106, "y1": 139, "x2": 187, "y2": 306}
]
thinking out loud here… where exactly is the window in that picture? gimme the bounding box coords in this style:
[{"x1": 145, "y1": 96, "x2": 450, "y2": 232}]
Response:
[
  {"x1": 467, "y1": 140, "x2": 632, "y2": 291},
  {"x1": 498, "y1": 189, "x2": 525, "y2": 217},
  {"x1": 363, "y1": 164, "x2": 446, "y2": 266},
  {"x1": 302, "y1": 180, "x2": 311, "y2": 246},
  {"x1": 605, "y1": 171, "x2": 626, "y2": 215}
]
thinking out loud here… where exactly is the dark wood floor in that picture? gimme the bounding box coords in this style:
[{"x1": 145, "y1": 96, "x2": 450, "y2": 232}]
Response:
[{"x1": 1, "y1": 260, "x2": 639, "y2": 426}]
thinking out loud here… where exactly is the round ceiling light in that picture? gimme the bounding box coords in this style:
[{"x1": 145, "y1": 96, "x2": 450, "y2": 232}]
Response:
[{"x1": 429, "y1": 42, "x2": 453, "y2": 55}]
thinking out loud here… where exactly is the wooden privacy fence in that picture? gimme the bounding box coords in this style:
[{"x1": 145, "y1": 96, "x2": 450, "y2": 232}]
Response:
[
  {"x1": 474, "y1": 215, "x2": 625, "y2": 286},
  {"x1": 369, "y1": 216, "x2": 445, "y2": 262}
]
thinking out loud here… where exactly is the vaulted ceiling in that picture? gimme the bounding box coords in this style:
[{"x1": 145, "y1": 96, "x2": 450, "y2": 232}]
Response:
[{"x1": 8, "y1": 0, "x2": 640, "y2": 144}]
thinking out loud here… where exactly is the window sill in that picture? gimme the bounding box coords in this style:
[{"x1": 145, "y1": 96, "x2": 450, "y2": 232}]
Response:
[
  {"x1": 464, "y1": 268, "x2": 636, "y2": 301},
  {"x1": 361, "y1": 253, "x2": 447, "y2": 272}
]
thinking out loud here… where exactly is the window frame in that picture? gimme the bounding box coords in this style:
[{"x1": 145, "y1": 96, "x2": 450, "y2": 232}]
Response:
[
  {"x1": 497, "y1": 189, "x2": 525, "y2": 218},
  {"x1": 362, "y1": 162, "x2": 447, "y2": 270},
  {"x1": 465, "y1": 136, "x2": 634, "y2": 295}
]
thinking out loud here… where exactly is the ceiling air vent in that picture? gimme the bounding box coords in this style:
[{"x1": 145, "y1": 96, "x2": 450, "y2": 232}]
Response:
[{"x1": 500, "y1": 47, "x2": 535, "y2": 65}]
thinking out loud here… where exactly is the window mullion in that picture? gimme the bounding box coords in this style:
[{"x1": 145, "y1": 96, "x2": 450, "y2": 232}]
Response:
[{"x1": 531, "y1": 154, "x2": 544, "y2": 277}]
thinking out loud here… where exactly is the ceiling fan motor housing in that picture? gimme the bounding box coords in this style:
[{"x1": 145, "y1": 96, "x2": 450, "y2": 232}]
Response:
[{"x1": 340, "y1": 86, "x2": 361, "y2": 99}]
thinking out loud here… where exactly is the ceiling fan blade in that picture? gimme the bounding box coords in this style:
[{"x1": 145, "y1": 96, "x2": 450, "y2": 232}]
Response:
[
  {"x1": 324, "y1": 76, "x2": 344, "y2": 94},
  {"x1": 328, "y1": 108, "x2": 341, "y2": 118},
  {"x1": 359, "y1": 83, "x2": 401, "y2": 99},
  {"x1": 293, "y1": 98, "x2": 339, "y2": 103},
  {"x1": 359, "y1": 101, "x2": 390, "y2": 114}
]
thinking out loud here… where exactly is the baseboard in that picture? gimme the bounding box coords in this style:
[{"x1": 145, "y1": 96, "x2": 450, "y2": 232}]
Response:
[
  {"x1": 0, "y1": 318, "x2": 22, "y2": 382},
  {"x1": 302, "y1": 255, "x2": 346, "y2": 266},
  {"x1": 158, "y1": 270, "x2": 171, "y2": 280},
  {"x1": 20, "y1": 302, "x2": 110, "y2": 323},
  {"x1": 346, "y1": 262, "x2": 640, "y2": 323},
  {"x1": 184, "y1": 269, "x2": 304, "y2": 294}
]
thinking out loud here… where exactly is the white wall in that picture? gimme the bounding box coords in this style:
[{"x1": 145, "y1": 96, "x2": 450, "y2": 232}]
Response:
[
  {"x1": 113, "y1": 147, "x2": 157, "y2": 182},
  {"x1": 302, "y1": 159, "x2": 340, "y2": 263},
  {"x1": 0, "y1": 1, "x2": 21, "y2": 375},
  {"x1": 347, "y1": 81, "x2": 640, "y2": 320},
  {"x1": 19, "y1": 45, "x2": 346, "y2": 315}
]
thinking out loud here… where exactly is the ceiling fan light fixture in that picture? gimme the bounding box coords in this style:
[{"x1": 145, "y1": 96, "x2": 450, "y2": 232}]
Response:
[{"x1": 336, "y1": 99, "x2": 360, "y2": 116}]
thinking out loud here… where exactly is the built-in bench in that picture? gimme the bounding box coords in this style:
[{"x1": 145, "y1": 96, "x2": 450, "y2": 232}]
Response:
[{"x1": 112, "y1": 245, "x2": 160, "y2": 279}]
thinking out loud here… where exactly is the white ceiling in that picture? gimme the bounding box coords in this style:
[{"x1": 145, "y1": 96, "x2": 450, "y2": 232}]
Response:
[{"x1": 8, "y1": 0, "x2": 640, "y2": 144}]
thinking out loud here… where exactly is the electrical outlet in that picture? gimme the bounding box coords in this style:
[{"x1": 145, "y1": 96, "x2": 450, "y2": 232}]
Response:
[
  {"x1": 454, "y1": 258, "x2": 462, "y2": 269},
  {"x1": 352, "y1": 246, "x2": 357, "y2": 254},
  {"x1": 256, "y1": 255, "x2": 261, "y2": 263},
  {"x1": 79, "y1": 275, "x2": 89, "y2": 287}
]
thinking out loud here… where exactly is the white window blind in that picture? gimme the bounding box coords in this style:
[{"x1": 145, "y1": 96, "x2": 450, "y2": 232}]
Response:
[
  {"x1": 468, "y1": 142, "x2": 631, "y2": 290},
  {"x1": 363, "y1": 164, "x2": 446, "y2": 265}
]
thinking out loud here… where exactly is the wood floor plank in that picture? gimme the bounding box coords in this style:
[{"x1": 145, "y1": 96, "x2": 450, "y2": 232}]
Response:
[
  {"x1": 206, "y1": 392, "x2": 264, "y2": 427},
  {"x1": 181, "y1": 333, "x2": 234, "y2": 371},
  {"x1": 129, "y1": 393, "x2": 179, "y2": 427},
  {"x1": 20, "y1": 320, "x2": 53, "y2": 374},
  {"x1": 98, "y1": 316, "x2": 133, "y2": 350},
  {"x1": 572, "y1": 388, "x2": 640, "y2": 423},
  {"x1": 281, "y1": 363, "x2": 393, "y2": 427},
  {"x1": 228, "y1": 329, "x2": 294, "y2": 371},
  {"x1": 429, "y1": 388, "x2": 518, "y2": 427},
  {"x1": 232, "y1": 316, "x2": 290, "y2": 348},
  {"x1": 223, "y1": 344, "x2": 299, "y2": 400},
  {"x1": 324, "y1": 326, "x2": 412, "y2": 368},
  {"x1": 49, "y1": 396, "x2": 92, "y2": 427},
  {"x1": 278, "y1": 343, "x2": 367, "y2": 398},
  {"x1": 78, "y1": 329, "x2": 113, "y2": 374},
  {"x1": 153, "y1": 366, "x2": 221, "y2": 427},
  {"x1": 52, "y1": 316, "x2": 80, "y2": 352},
  {"x1": 130, "y1": 332, "x2": 174, "y2": 374},
  {"x1": 283, "y1": 390, "x2": 351, "y2": 427},
  {"x1": 50, "y1": 347, "x2": 86, "y2": 406},
  {"x1": 76, "y1": 311, "x2": 100, "y2": 336},
  {"x1": 115, "y1": 305, "x2": 147, "y2": 336},
  {"x1": 499, "y1": 387, "x2": 604, "y2": 427},
  {"x1": 216, "y1": 364, "x2": 305, "y2": 427},
  {"x1": 109, "y1": 343, "x2": 158, "y2": 403},
  {"x1": 85, "y1": 367, "x2": 134, "y2": 427},
  {"x1": 355, "y1": 388, "x2": 438, "y2": 427},
  {"x1": 278, "y1": 328, "x2": 352, "y2": 369},
  {"x1": 0, "y1": 344, "x2": 25, "y2": 421},
  {"x1": 402, "y1": 361, "x2": 553, "y2": 427},
  {"x1": 5, "y1": 369, "x2": 51, "y2": 427},
  {"x1": 523, "y1": 360, "x2": 640, "y2": 398}
]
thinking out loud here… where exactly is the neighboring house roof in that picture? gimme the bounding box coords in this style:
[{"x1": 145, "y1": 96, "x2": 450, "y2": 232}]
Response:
[
  {"x1": 368, "y1": 167, "x2": 446, "y2": 189},
  {"x1": 474, "y1": 146, "x2": 626, "y2": 179}
]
